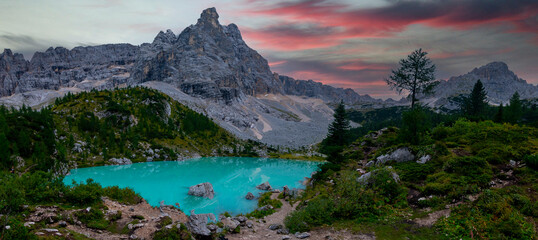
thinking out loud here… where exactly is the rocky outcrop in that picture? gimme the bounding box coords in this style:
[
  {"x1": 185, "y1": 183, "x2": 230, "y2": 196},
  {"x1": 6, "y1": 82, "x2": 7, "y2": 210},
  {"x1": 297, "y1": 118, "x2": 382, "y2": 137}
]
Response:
[
  {"x1": 423, "y1": 62, "x2": 538, "y2": 108},
  {"x1": 130, "y1": 7, "x2": 283, "y2": 103},
  {"x1": 188, "y1": 182, "x2": 215, "y2": 199},
  {"x1": 279, "y1": 75, "x2": 377, "y2": 104},
  {"x1": 0, "y1": 49, "x2": 29, "y2": 96},
  {"x1": 185, "y1": 210, "x2": 215, "y2": 237},
  {"x1": 375, "y1": 147, "x2": 415, "y2": 165},
  {"x1": 357, "y1": 167, "x2": 400, "y2": 185}
]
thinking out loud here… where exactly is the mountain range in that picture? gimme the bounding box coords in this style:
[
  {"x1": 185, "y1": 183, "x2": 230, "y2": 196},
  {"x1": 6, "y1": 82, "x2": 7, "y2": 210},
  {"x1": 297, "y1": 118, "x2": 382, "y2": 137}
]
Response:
[{"x1": 1, "y1": 8, "x2": 537, "y2": 145}]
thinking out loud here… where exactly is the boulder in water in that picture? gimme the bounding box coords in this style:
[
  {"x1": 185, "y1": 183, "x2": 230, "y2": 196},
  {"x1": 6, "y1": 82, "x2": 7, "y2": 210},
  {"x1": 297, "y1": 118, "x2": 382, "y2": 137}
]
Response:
[
  {"x1": 245, "y1": 192, "x2": 255, "y2": 200},
  {"x1": 188, "y1": 182, "x2": 215, "y2": 199},
  {"x1": 256, "y1": 181, "x2": 272, "y2": 191}
]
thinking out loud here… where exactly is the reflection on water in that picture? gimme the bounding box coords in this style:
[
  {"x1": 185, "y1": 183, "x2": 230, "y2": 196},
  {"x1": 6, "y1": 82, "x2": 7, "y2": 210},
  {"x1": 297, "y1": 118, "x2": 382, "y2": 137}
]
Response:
[{"x1": 64, "y1": 157, "x2": 319, "y2": 216}]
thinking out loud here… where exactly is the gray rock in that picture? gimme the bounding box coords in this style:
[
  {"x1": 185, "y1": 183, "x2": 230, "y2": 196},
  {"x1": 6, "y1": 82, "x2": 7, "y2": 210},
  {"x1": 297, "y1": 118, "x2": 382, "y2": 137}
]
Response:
[
  {"x1": 246, "y1": 220, "x2": 254, "y2": 228},
  {"x1": 295, "y1": 232, "x2": 311, "y2": 239},
  {"x1": 376, "y1": 147, "x2": 415, "y2": 165},
  {"x1": 256, "y1": 181, "x2": 272, "y2": 191},
  {"x1": 188, "y1": 182, "x2": 215, "y2": 199},
  {"x1": 108, "y1": 157, "x2": 132, "y2": 165},
  {"x1": 185, "y1": 210, "x2": 214, "y2": 236},
  {"x1": 365, "y1": 160, "x2": 375, "y2": 167},
  {"x1": 235, "y1": 215, "x2": 247, "y2": 223},
  {"x1": 221, "y1": 217, "x2": 240, "y2": 231},
  {"x1": 357, "y1": 167, "x2": 400, "y2": 185},
  {"x1": 207, "y1": 223, "x2": 218, "y2": 232},
  {"x1": 58, "y1": 220, "x2": 67, "y2": 227},
  {"x1": 269, "y1": 224, "x2": 282, "y2": 230},
  {"x1": 282, "y1": 236, "x2": 291, "y2": 240},
  {"x1": 245, "y1": 192, "x2": 255, "y2": 200},
  {"x1": 24, "y1": 222, "x2": 35, "y2": 228},
  {"x1": 509, "y1": 160, "x2": 517, "y2": 167},
  {"x1": 257, "y1": 205, "x2": 274, "y2": 212},
  {"x1": 277, "y1": 228, "x2": 289, "y2": 234},
  {"x1": 417, "y1": 155, "x2": 431, "y2": 164},
  {"x1": 43, "y1": 228, "x2": 59, "y2": 233}
]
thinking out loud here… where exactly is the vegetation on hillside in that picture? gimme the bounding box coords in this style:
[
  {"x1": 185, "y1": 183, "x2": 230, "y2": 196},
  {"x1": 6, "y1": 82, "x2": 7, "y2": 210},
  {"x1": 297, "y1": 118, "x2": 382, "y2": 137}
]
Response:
[{"x1": 287, "y1": 99, "x2": 538, "y2": 239}]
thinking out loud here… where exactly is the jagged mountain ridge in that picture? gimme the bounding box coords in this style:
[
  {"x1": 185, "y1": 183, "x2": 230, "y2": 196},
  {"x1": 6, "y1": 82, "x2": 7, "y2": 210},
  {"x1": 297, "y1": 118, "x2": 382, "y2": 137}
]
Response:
[
  {"x1": 1, "y1": 8, "x2": 367, "y2": 146},
  {"x1": 423, "y1": 62, "x2": 538, "y2": 108},
  {"x1": 0, "y1": 8, "x2": 374, "y2": 106}
]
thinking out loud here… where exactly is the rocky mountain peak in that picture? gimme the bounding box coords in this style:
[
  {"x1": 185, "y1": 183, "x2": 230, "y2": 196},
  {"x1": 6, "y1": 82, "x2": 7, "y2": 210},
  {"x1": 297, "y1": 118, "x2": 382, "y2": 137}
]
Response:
[
  {"x1": 152, "y1": 29, "x2": 176, "y2": 45},
  {"x1": 468, "y1": 61, "x2": 517, "y2": 81},
  {"x1": 2, "y1": 49, "x2": 13, "y2": 57},
  {"x1": 197, "y1": 7, "x2": 220, "y2": 29}
]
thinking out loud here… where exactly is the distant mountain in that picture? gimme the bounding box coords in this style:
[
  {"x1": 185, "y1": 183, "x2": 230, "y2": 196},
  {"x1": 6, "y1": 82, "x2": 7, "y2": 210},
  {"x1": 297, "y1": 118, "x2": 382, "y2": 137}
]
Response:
[
  {"x1": 1, "y1": 8, "x2": 381, "y2": 147},
  {"x1": 422, "y1": 62, "x2": 538, "y2": 109}
]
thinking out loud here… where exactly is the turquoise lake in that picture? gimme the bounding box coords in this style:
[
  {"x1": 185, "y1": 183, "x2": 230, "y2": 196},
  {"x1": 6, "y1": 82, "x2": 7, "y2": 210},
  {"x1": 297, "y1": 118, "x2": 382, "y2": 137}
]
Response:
[{"x1": 64, "y1": 157, "x2": 320, "y2": 216}]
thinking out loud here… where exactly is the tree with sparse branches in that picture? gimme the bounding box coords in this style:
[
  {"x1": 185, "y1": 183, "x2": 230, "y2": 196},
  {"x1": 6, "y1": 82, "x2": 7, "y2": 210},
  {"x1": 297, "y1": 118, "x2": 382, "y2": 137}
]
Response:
[{"x1": 386, "y1": 49, "x2": 437, "y2": 108}]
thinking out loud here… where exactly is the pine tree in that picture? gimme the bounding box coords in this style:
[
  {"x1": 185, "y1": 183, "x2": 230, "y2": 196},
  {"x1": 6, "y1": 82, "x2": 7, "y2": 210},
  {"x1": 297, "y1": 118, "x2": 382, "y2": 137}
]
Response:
[
  {"x1": 494, "y1": 104, "x2": 504, "y2": 123},
  {"x1": 0, "y1": 133, "x2": 10, "y2": 168},
  {"x1": 326, "y1": 101, "x2": 350, "y2": 147},
  {"x1": 506, "y1": 92, "x2": 523, "y2": 123},
  {"x1": 463, "y1": 80, "x2": 488, "y2": 119},
  {"x1": 386, "y1": 49, "x2": 437, "y2": 108},
  {"x1": 322, "y1": 101, "x2": 350, "y2": 164}
]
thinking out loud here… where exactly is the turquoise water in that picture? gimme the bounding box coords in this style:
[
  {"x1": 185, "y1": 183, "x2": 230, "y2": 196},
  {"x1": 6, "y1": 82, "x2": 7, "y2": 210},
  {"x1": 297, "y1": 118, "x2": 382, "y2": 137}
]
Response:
[{"x1": 64, "y1": 157, "x2": 319, "y2": 216}]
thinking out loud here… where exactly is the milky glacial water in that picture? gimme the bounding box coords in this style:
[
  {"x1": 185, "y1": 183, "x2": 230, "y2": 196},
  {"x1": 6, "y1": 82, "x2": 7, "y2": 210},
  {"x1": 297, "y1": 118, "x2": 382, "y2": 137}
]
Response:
[{"x1": 64, "y1": 157, "x2": 319, "y2": 216}]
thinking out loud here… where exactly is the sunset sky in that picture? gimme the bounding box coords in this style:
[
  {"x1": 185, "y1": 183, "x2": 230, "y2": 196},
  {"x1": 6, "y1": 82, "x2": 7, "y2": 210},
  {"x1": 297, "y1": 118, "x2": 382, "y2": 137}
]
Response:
[{"x1": 1, "y1": 0, "x2": 537, "y2": 99}]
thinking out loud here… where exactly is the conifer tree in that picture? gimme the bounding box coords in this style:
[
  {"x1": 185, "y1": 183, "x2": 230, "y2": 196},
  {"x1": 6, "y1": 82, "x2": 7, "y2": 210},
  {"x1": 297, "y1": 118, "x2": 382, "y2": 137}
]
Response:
[
  {"x1": 326, "y1": 101, "x2": 350, "y2": 147},
  {"x1": 506, "y1": 92, "x2": 523, "y2": 123},
  {"x1": 321, "y1": 101, "x2": 350, "y2": 164},
  {"x1": 463, "y1": 80, "x2": 488, "y2": 119},
  {"x1": 0, "y1": 133, "x2": 10, "y2": 168},
  {"x1": 494, "y1": 103, "x2": 504, "y2": 123},
  {"x1": 386, "y1": 49, "x2": 437, "y2": 108}
]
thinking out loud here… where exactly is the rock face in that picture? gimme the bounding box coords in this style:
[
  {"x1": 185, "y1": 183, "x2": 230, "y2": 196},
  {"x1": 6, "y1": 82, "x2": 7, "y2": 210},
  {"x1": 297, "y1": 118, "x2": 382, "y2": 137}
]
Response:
[
  {"x1": 0, "y1": 7, "x2": 376, "y2": 147},
  {"x1": 188, "y1": 182, "x2": 215, "y2": 199},
  {"x1": 423, "y1": 62, "x2": 538, "y2": 108},
  {"x1": 279, "y1": 75, "x2": 378, "y2": 104},
  {"x1": 131, "y1": 7, "x2": 283, "y2": 103}
]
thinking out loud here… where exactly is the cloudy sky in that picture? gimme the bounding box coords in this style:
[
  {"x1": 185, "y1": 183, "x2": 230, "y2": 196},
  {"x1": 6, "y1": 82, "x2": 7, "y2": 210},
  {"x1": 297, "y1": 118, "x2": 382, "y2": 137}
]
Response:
[{"x1": 1, "y1": 0, "x2": 537, "y2": 99}]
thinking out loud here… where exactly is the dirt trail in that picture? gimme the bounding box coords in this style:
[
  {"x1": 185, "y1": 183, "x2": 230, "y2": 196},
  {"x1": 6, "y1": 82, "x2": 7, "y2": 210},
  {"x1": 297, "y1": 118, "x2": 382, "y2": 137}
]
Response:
[{"x1": 226, "y1": 193, "x2": 375, "y2": 240}]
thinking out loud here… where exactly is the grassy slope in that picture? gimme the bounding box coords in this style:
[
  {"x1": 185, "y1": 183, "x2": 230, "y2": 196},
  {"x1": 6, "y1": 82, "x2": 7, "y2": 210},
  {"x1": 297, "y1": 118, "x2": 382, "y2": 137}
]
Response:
[{"x1": 285, "y1": 120, "x2": 538, "y2": 240}]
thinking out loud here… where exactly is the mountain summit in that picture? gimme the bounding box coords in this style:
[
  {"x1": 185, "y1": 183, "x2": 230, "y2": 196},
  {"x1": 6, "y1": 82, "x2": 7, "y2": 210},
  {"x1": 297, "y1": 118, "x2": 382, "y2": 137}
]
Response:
[{"x1": 423, "y1": 61, "x2": 538, "y2": 108}]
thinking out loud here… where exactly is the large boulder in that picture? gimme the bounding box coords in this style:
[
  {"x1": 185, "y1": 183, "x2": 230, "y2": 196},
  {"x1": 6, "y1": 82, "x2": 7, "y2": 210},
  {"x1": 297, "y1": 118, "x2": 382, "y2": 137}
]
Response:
[
  {"x1": 357, "y1": 167, "x2": 400, "y2": 185},
  {"x1": 221, "y1": 217, "x2": 240, "y2": 231},
  {"x1": 245, "y1": 192, "x2": 255, "y2": 200},
  {"x1": 256, "y1": 181, "x2": 272, "y2": 191},
  {"x1": 188, "y1": 182, "x2": 215, "y2": 199},
  {"x1": 376, "y1": 147, "x2": 415, "y2": 165},
  {"x1": 185, "y1": 210, "x2": 216, "y2": 237}
]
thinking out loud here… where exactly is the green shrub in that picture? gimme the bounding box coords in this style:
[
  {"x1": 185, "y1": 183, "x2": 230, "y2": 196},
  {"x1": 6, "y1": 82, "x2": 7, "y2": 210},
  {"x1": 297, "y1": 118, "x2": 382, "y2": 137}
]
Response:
[
  {"x1": 444, "y1": 156, "x2": 492, "y2": 187},
  {"x1": 103, "y1": 186, "x2": 142, "y2": 205},
  {"x1": 1, "y1": 218, "x2": 38, "y2": 240},
  {"x1": 153, "y1": 224, "x2": 192, "y2": 240},
  {"x1": 75, "y1": 208, "x2": 108, "y2": 230},
  {"x1": 523, "y1": 154, "x2": 538, "y2": 170},
  {"x1": 437, "y1": 189, "x2": 536, "y2": 239},
  {"x1": 65, "y1": 179, "x2": 103, "y2": 206}
]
